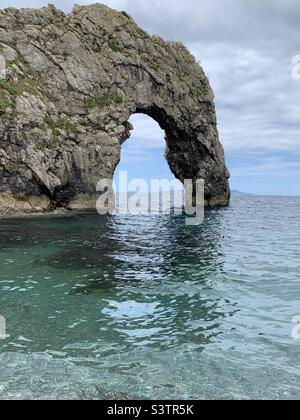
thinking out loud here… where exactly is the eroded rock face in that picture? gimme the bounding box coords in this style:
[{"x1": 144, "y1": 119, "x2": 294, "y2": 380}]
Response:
[{"x1": 0, "y1": 3, "x2": 230, "y2": 216}]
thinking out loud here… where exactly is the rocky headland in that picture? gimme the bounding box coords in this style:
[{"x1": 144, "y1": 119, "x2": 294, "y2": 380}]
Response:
[{"x1": 0, "y1": 3, "x2": 230, "y2": 216}]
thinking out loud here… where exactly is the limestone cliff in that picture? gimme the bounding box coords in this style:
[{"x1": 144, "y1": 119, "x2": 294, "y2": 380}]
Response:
[{"x1": 0, "y1": 3, "x2": 230, "y2": 215}]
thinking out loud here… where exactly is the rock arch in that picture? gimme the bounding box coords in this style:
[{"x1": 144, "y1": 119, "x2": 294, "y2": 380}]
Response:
[{"x1": 0, "y1": 4, "x2": 230, "y2": 216}]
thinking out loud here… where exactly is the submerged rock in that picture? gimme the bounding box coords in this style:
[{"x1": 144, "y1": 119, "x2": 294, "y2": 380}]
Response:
[{"x1": 0, "y1": 4, "x2": 230, "y2": 216}]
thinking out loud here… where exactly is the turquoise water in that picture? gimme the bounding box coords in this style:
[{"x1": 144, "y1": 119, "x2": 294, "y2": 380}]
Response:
[{"x1": 0, "y1": 195, "x2": 299, "y2": 400}]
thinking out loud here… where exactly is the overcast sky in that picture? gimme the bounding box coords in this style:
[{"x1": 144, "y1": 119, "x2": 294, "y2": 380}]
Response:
[{"x1": 1, "y1": 1, "x2": 299, "y2": 195}]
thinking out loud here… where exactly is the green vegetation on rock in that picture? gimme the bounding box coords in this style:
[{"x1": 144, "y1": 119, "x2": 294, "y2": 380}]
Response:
[
  {"x1": 84, "y1": 94, "x2": 123, "y2": 109},
  {"x1": 141, "y1": 29, "x2": 150, "y2": 39},
  {"x1": 108, "y1": 39, "x2": 123, "y2": 53},
  {"x1": 114, "y1": 95, "x2": 124, "y2": 105},
  {"x1": 0, "y1": 99, "x2": 9, "y2": 112},
  {"x1": 150, "y1": 63, "x2": 160, "y2": 72},
  {"x1": 79, "y1": 119, "x2": 90, "y2": 127},
  {"x1": 35, "y1": 143, "x2": 46, "y2": 151},
  {"x1": 45, "y1": 118, "x2": 78, "y2": 133},
  {"x1": 120, "y1": 11, "x2": 131, "y2": 19},
  {"x1": 0, "y1": 79, "x2": 20, "y2": 95}
]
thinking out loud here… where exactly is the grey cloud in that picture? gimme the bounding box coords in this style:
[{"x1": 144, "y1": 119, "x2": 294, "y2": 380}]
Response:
[
  {"x1": 100, "y1": 0, "x2": 300, "y2": 50},
  {"x1": 3, "y1": 1, "x2": 299, "y2": 48}
]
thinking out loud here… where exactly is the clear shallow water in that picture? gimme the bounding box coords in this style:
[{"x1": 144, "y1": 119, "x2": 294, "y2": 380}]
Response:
[{"x1": 0, "y1": 195, "x2": 299, "y2": 400}]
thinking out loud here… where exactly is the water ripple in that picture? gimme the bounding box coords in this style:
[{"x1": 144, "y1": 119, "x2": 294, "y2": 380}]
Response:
[{"x1": 0, "y1": 195, "x2": 299, "y2": 399}]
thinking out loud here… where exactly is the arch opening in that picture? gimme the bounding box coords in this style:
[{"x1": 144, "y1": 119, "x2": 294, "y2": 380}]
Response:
[{"x1": 113, "y1": 113, "x2": 184, "y2": 194}]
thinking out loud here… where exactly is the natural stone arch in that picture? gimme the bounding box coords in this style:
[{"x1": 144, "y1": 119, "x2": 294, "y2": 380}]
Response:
[{"x1": 0, "y1": 4, "x2": 230, "y2": 216}]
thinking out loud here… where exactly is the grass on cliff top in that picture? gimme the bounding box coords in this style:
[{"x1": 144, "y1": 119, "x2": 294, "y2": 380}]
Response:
[
  {"x1": 84, "y1": 94, "x2": 123, "y2": 109},
  {"x1": 120, "y1": 11, "x2": 131, "y2": 19}
]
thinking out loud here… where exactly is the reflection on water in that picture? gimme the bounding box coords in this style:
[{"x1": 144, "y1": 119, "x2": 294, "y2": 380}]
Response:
[{"x1": 0, "y1": 196, "x2": 300, "y2": 399}]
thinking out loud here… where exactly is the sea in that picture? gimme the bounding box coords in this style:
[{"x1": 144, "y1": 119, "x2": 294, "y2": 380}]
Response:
[{"x1": 0, "y1": 193, "x2": 299, "y2": 400}]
